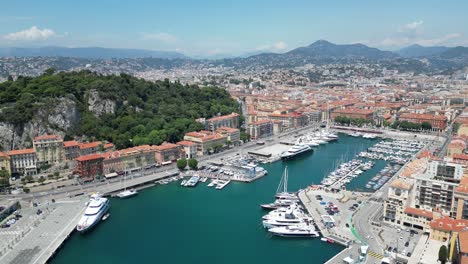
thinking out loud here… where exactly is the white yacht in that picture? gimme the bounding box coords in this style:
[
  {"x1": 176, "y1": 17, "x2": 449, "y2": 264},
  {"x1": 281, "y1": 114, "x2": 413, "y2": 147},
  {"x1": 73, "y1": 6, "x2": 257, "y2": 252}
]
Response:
[
  {"x1": 262, "y1": 211, "x2": 312, "y2": 228},
  {"x1": 269, "y1": 224, "x2": 319, "y2": 237},
  {"x1": 76, "y1": 193, "x2": 110, "y2": 233},
  {"x1": 280, "y1": 144, "x2": 312, "y2": 160},
  {"x1": 117, "y1": 189, "x2": 138, "y2": 198}
]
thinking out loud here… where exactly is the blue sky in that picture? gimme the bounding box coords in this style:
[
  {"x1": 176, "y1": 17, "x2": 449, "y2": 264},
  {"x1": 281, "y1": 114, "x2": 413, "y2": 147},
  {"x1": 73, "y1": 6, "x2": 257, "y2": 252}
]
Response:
[{"x1": 1, "y1": 0, "x2": 467, "y2": 57}]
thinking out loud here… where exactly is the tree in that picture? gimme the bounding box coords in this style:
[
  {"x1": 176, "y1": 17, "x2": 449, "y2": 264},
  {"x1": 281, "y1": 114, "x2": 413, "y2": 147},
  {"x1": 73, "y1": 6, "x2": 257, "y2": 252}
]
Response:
[
  {"x1": 0, "y1": 169, "x2": 10, "y2": 190},
  {"x1": 176, "y1": 158, "x2": 187, "y2": 170},
  {"x1": 188, "y1": 158, "x2": 198, "y2": 170},
  {"x1": 240, "y1": 132, "x2": 251, "y2": 142},
  {"x1": 421, "y1": 122, "x2": 432, "y2": 130},
  {"x1": 24, "y1": 175, "x2": 34, "y2": 183},
  {"x1": 38, "y1": 176, "x2": 46, "y2": 184},
  {"x1": 438, "y1": 245, "x2": 448, "y2": 264}
]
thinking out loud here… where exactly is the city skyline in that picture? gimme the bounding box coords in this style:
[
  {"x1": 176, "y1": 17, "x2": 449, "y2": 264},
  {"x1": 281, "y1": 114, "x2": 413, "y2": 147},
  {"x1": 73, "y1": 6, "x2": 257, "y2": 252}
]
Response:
[{"x1": 1, "y1": 0, "x2": 468, "y2": 57}]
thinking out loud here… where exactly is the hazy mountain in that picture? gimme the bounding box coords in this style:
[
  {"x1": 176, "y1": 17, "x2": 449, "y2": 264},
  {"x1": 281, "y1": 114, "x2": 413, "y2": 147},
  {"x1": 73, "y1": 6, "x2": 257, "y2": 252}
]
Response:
[
  {"x1": 398, "y1": 44, "x2": 450, "y2": 57},
  {"x1": 437, "y1": 46, "x2": 468, "y2": 59},
  {"x1": 286, "y1": 40, "x2": 397, "y2": 60},
  {"x1": 0, "y1": 46, "x2": 187, "y2": 59}
]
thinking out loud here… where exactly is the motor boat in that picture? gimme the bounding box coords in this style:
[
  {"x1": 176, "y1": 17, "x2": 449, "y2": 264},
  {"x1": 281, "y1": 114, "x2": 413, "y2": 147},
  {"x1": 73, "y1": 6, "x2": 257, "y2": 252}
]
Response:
[
  {"x1": 76, "y1": 193, "x2": 110, "y2": 233},
  {"x1": 268, "y1": 223, "x2": 319, "y2": 237}
]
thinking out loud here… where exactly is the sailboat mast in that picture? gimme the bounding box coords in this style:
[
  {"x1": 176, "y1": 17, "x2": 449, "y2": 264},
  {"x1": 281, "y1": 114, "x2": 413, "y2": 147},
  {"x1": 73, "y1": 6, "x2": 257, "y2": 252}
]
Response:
[{"x1": 284, "y1": 166, "x2": 288, "y2": 193}]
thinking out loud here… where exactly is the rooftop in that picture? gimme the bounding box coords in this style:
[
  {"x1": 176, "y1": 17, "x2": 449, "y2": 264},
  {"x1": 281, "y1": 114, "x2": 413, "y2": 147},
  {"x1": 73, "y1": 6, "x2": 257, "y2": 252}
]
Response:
[
  {"x1": 390, "y1": 179, "x2": 411, "y2": 190},
  {"x1": 430, "y1": 217, "x2": 468, "y2": 232},
  {"x1": 404, "y1": 207, "x2": 433, "y2": 219},
  {"x1": 400, "y1": 113, "x2": 447, "y2": 121},
  {"x1": 8, "y1": 148, "x2": 35, "y2": 156},
  {"x1": 63, "y1": 140, "x2": 79, "y2": 148},
  {"x1": 79, "y1": 141, "x2": 102, "y2": 150},
  {"x1": 75, "y1": 153, "x2": 104, "y2": 162},
  {"x1": 33, "y1": 134, "x2": 62, "y2": 142},
  {"x1": 208, "y1": 112, "x2": 239, "y2": 122},
  {"x1": 154, "y1": 143, "x2": 180, "y2": 151}
]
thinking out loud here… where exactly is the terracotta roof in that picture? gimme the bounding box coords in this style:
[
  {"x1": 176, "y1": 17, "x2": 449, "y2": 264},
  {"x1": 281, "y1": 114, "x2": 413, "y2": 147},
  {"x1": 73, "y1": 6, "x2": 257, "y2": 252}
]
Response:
[
  {"x1": 399, "y1": 113, "x2": 447, "y2": 121},
  {"x1": 76, "y1": 153, "x2": 104, "y2": 162},
  {"x1": 459, "y1": 232, "x2": 468, "y2": 253},
  {"x1": 33, "y1": 134, "x2": 61, "y2": 141},
  {"x1": 430, "y1": 217, "x2": 468, "y2": 232},
  {"x1": 390, "y1": 179, "x2": 411, "y2": 190},
  {"x1": 103, "y1": 143, "x2": 114, "y2": 149},
  {"x1": 454, "y1": 154, "x2": 468, "y2": 161},
  {"x1": 332, "y1": 109, "x2": 373, "y2": 115},
  {"x1": 208, "y1": 113, "x2": 239, "y2": 122},
  {"x1": 177, "y1": 141, "x2": 197, "y2": 146},
  {"x1": 154, "y1": 143, "x2": 180, "y2": 151},
  {"x1": 8, "y1": 148, "x2": 35, "y2": 156},
  {"x1": 63, "y1": 140, "x2": 79, "y2": 148},
  {"x1": 216, "y1": 127, "x2": 240, "y2": 133},
  {"x1": 0, "y1": 151, "x2": 10, "y2": 159},
  {"x1": 79, "y1": 141, "x2": 102, "y2": 149},
  {"x1": 404, "y1": 207, "x2": 433, "y2": 219}
]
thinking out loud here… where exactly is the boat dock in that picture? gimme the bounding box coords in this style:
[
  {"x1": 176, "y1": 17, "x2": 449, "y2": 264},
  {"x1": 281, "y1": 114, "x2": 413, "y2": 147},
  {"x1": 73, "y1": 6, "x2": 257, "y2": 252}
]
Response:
[
  {"x1": 298, "y1": 190, "x2": 354, "y2": 247},
  {"x1": 329, "y1": 164, "x2": 363, "y2": 190},
  {"x1": 0, "y1": 198, "x2": 86, "y2": 264}
]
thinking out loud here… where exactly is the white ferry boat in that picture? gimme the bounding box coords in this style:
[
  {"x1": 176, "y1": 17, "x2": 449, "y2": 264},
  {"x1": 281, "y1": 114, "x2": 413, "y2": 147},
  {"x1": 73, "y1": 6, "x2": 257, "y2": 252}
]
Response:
[
  {"x1": 280, "y1": 144, "x2": 312, "y2": 160},
  {"x1": 76, "y1": 193, "x2": 110, "y2": 233}
]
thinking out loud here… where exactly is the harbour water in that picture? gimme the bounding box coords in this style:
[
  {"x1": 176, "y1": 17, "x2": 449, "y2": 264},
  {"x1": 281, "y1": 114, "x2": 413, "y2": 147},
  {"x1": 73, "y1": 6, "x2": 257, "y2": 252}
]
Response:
[{"x1": 51, "y1": 134, "x2": 383, "y2": 264}]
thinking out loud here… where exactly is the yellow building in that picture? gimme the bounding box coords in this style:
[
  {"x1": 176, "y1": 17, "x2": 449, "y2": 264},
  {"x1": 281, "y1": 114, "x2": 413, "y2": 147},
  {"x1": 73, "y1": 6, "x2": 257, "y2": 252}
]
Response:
[
  {"x1": 33, "y1": 134, "x2": 64, "y2": 164},
  {"x1": 458, "y1": 123, "x2": 468, "y2": 137},
  {"x1": 0, "y1": 151, "x2": 11, "y2": 175}
]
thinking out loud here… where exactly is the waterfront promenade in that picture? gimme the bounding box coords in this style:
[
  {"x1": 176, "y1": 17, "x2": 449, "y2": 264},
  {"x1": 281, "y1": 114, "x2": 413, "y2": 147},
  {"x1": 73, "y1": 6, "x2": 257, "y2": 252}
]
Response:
[{"x1": 0, "y1": 198, "x2": 86, "y2": 264}]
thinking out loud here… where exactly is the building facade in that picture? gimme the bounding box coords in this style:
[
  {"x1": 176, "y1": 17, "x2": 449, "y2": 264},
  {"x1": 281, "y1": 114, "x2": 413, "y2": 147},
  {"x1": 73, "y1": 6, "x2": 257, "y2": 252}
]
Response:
[
  {"x1": 33, "y1": 135, "x2": 64, "y2": 165},
  {"x1": 205, "y1": 113, "x2": 240, "y2": 132},
  {"x1": 63, "y1": 140, "x2": 80, "y2": 161},
  {"x1": 7, "y1": 149, "x2": 37, "y2": 176},
  {"x1": 216, "y1": 127, "x2": 240, "y2": 144},
  {"x1": 184, "y1": 131, "x2": 227, "y2": 156},
  {"x1": 415, "y1": 177, "x2": 458, "y2": 216},
  {"x1": 154, "y1": 143, "x2": 183, "y2": 165},
  {"x1": 0, "y1": 152, "x2": 11, "y2": 175},
  {"x1": 248, "y1": 120, "x2": 274, "y2": 140},
  {"x1": 75, "y1": 154, "x2": 104, "y2": 180},
  {"x1": 399, "y1": 113, "x2": 448, "y2": 130}
]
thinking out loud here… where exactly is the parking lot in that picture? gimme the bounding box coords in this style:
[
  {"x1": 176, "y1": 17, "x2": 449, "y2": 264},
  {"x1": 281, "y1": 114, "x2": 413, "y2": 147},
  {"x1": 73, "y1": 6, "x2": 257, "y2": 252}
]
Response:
[{"x1": 380, "y1": 223, "x2": 422, "y2": 259}]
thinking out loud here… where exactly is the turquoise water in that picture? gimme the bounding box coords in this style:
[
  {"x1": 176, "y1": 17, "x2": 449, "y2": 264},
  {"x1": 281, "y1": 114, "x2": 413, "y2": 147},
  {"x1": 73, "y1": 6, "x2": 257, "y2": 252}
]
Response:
[{"x1": 50, "y1": 134, "x2": 381, "y2": 264}]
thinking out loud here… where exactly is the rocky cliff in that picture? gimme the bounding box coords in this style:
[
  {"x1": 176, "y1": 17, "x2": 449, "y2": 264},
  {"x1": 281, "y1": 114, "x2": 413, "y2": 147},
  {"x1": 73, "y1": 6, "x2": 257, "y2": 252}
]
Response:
[{"x1": 0, "y1": 97, "x2": 80, "y2": 150}]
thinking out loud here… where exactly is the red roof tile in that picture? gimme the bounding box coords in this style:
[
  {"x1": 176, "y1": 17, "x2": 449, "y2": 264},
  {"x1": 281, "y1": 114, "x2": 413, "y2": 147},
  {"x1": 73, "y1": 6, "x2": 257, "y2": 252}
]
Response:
[
  {"x1": 33, "y1": 134, "x2": 61, "y2": 141},
  {"x1": 76, "y1": 153, "x2": 104, "y2": 162},
  {"x1": 63, "y1": 140, "x2": 79, "y2": 147},
  {"x1": 8, "y1": 148, "x2": 35, "y2": 155},
  {"x1": 404, "y1": 207, "x2": 433, "y2": 219}
]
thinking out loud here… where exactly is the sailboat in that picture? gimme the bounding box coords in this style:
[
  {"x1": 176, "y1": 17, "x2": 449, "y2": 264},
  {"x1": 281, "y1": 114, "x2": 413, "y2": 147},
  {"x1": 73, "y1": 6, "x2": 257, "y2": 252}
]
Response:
[
  {"x1": 117, "y1": 169, "x2": 138, "y2": 198},
  {"x1": 275, "y1": 166, "x2": 297, "y2": 200}
]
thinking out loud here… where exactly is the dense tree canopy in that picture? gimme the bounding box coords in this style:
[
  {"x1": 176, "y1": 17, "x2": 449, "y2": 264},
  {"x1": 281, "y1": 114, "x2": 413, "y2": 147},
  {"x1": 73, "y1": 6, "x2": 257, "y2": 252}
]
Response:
[{"x1": 0, "y1": 70, "x2": 239, "y2": 149}]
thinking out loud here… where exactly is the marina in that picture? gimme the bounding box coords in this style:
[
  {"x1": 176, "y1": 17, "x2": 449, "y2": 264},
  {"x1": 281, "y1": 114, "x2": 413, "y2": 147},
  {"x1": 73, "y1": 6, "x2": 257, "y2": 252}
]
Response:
[{"x1": 28, "y1": 133, "x2": 424, "y2": 264}]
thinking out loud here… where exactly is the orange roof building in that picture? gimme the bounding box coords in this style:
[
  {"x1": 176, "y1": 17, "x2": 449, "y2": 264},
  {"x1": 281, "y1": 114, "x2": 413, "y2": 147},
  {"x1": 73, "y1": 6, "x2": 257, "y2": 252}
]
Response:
[{"x1": 8, "y1": 148, "x2": 37, "y2": 176}]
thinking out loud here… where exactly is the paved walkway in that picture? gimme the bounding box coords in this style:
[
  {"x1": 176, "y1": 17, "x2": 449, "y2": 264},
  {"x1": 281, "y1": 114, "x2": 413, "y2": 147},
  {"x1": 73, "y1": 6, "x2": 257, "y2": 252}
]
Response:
[{"x1": 0, "y1": 198, "x2": 86, "y2": 264}]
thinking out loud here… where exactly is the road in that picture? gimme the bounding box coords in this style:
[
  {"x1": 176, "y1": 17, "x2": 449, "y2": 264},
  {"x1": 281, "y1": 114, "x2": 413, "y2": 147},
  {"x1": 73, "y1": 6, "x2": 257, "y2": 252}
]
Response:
[{"x1": 2, "y1": 123, "x2": 322, "y2": 202}]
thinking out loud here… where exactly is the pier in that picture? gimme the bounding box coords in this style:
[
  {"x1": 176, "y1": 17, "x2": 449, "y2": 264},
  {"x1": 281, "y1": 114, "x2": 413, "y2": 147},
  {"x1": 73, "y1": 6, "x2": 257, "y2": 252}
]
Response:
[{"x1": 0, "y1": 198, "x2": 86, "y2": 264}]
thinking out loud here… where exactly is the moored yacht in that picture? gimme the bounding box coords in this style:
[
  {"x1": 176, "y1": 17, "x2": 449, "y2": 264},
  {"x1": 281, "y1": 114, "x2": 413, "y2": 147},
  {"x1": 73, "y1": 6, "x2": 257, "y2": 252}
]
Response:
[
  {"x1": 76, "y1": 193, "x2": 110, "y2": 233},
  {"x1": 268, "y1": 223, "x2": 319, "y2": 237},
  {"x1": 280, "y1": 144, "x2": 312, "y2": 160},
  {"x1": 117, "y1": 189, "x2": 138, "y2": 198}
]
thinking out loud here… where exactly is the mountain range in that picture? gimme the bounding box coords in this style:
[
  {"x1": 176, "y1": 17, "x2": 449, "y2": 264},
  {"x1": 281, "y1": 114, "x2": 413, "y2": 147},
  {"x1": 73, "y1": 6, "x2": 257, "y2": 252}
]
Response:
[{"x1": 1, "y1": 41, "x2": 468, "y2": 67}]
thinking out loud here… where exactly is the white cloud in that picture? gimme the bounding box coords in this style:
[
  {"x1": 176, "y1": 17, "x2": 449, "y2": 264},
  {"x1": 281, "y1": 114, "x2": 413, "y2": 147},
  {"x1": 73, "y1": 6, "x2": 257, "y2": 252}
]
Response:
[
  {"x1": 380, "y1": 33, "x2": 463, "y2": 47},
  {"x1": 4, "y1": 26, "x2": 56, "y2": 41},
  {"x1": 399, "y1": 20, "x2": 424, "y2": 32},
  {"x1": 141, "y1": 32, "x2": 177, "y2": 42},
  {"x1": 256, "y1": 41, "x2": 288, "y2": 52}
]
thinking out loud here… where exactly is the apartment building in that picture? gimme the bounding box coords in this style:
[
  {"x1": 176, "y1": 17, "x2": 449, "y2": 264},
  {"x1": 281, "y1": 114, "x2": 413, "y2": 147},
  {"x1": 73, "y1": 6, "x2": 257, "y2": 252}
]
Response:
[
  {"x1": 102, "y1": 145, "x2": 156, "y2": 174},
  {"x1": 33, "y1": 134, "x2": 64, "y2": 164},
  {"x1": 154, "y1": 143, "x2": 183, "y2": 165},
  {"x1": 216, "y1": 127, "x2": 240, "y2": 144},
  {"x1": 63, "y1": 140, "x2": 80, "y2": 161},
  {"x1": 177, "y1": 141, "x2": 197, "y2": 159},
  {"x1": 330, "y1": 109, "x2": 374, "y2": 120},
  {"x1": 204, "y1": 113, "x2": 240, "y2": 132},
  {"x1": 75, "y1": 154, "x2": 104, "y2": 180},
  {"x1": 0, "y1": 152, "x2": 11, "y2": 175},
  {"x1": 183, "y1": 131, "x2": 227, "y2": 156},
  {"x1": 8, "y1": 148, "x2": 37, "y2": 176},
  {"x1": 399, "y1": 113, "x2": 448, "y2": 130},
  {"x1": 248, "y1": 120, "x2": 274, "y2": 140},
  {"x1": 415, "y1": 176, "x2": 458, "y2": 216}
]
